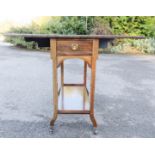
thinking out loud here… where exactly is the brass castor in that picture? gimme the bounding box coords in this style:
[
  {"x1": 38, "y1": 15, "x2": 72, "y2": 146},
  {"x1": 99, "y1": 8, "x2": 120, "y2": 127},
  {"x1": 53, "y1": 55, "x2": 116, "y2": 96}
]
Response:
[{"x1": 93, "y1": 127, "x2": 98, "y2": 135}]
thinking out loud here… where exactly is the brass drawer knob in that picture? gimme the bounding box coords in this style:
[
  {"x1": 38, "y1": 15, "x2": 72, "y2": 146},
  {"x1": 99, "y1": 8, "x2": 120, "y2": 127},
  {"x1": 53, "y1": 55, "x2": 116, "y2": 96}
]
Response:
[{"x1": 71, "y1": 43, "x2": 79, "y2": 51}]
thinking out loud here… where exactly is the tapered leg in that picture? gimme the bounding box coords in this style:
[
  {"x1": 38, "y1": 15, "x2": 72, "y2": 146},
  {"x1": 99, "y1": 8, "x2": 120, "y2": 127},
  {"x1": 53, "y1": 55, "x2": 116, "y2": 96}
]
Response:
[
  {"x1": 89, "y1": 40, "x2": 98, "y2": 130},
  {"x1": 90, "y1": 114, "x2": 97, "y2": 127},
  {"x1": 89, "y1": 61, "x2": 98, "y2": 134},
  {"x1": 50, "y1": 39, "x2": 58, "y2": 129}
]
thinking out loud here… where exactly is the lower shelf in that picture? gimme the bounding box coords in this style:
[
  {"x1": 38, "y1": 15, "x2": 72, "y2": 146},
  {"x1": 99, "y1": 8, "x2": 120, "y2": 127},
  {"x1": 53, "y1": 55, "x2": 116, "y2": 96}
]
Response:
[{"x1": 58, "y1": 85, "x2": 90, "y2": 113}]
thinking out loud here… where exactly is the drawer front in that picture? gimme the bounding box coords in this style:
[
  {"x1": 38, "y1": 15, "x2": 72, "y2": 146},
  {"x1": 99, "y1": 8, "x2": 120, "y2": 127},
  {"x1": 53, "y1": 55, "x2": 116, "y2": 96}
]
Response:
[{"x1": 56, "y1": 39, "x2": 93, "y2": 56}]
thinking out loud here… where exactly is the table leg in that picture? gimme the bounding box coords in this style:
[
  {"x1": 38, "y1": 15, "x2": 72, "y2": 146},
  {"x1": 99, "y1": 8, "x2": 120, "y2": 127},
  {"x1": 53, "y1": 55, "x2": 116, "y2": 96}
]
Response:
[
  {"x1": 50, "y1": 39, "x2": 58, "y2": 129},
  {"x1": 89, "y1": 57, "x2": 98, "y2": 135},
  {"x1": 89, "y1": 59, "x2": 97, "y2": 128},
  {"x1": 89, "y1": 40, "x2": 98, "y2": 129}
]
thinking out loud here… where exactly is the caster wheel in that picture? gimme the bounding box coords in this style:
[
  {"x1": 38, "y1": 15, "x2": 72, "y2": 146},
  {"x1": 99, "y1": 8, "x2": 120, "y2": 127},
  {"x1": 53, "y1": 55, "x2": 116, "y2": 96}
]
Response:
[
  {"x1": 93, "y1": 127, "x2": 98, "y2": 135},
  {"x1": 50, "y1": 126, "x2": 54, "y2": 134}
]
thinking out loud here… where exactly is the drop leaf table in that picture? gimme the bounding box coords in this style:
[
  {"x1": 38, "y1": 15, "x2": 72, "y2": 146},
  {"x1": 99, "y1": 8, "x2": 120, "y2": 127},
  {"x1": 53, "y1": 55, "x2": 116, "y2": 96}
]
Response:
[{"x1": 5, "y1": 33, "x2": 144, "y2": 134}]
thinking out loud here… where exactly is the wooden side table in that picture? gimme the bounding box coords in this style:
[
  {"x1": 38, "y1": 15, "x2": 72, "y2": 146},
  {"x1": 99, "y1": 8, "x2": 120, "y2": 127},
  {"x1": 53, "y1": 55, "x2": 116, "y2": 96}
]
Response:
[
  {"x1": 4, "y1": 33, "x2": 144, "y2": 135},
  {"x1": 50, "y1": 38, "x2": 99, "y2": 134}
]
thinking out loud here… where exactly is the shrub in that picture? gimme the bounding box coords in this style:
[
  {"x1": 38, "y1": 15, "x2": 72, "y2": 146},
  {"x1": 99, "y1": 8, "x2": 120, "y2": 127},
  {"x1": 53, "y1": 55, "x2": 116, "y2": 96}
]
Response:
[
  {"x1": 131, "y1": 38, "x2": 155, "y2": 54},
  {"x1": 6, "y1": 37, "x2": 38, "y2": 49},
  {"x1": 4, "y1": 16, "x2": 155, "y2": 54},
  {"x1": 110, "y1": 38, "x2": 155, "y2": 54},
  {"x1": 5, "y1": 25, "x2": 39, "y2": 49}
]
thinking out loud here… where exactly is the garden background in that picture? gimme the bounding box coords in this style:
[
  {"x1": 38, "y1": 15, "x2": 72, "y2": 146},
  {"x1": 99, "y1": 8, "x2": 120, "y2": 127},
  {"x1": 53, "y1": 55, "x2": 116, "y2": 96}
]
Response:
[{"x1": 1, "y1": 16, "x2": 155, "y2": 54}]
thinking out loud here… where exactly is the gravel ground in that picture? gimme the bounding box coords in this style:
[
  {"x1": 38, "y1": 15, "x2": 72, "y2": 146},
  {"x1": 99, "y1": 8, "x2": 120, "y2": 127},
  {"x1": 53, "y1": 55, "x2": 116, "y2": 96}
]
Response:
[{"x1": 0, "y1": 42, "x2": 155, "y2": 138}]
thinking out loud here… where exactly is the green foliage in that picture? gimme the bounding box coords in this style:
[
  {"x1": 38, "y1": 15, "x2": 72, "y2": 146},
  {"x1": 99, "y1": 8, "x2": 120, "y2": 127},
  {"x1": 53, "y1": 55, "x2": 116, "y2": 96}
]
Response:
[
  {"x1": 5, "y1": 23, "x2": 40, "y2": 49},
  {"x1": 6, "y1": 36, "x2": 38, "y2": 49},
  {"x1": 42, "y1": 16, "x2": 93, "y2": 34},
  {"x1": 110, "y1": 38, "x2": 155, "y2": 54},
  {"x1": 132, "y1": 38, "x2": 155, "y2": 54},
  {"x1": 91, "y1": 16, "x2": 112, "y2": 34},
  {"x1": 8, "y1": 24, "x2": 40, "y2": 34},
  {"x1": 6, "y1": 16, "x2": 155, "y2": 37},
  {"x1": 110, "y1": 16, "x2": 155, "y2": 37},
  {"x1": 5, "y1": 16, "x2": 155, "y2": 54},
  {"x1": 110, "y1": 44, "x2": 124, "y2": 53}
]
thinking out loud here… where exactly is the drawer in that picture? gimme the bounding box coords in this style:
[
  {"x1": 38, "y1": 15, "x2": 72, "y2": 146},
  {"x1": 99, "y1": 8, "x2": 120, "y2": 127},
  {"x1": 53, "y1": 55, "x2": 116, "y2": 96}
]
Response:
[{"x1": 56, "y1": 39, "x2": 93, "y2": 56}]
